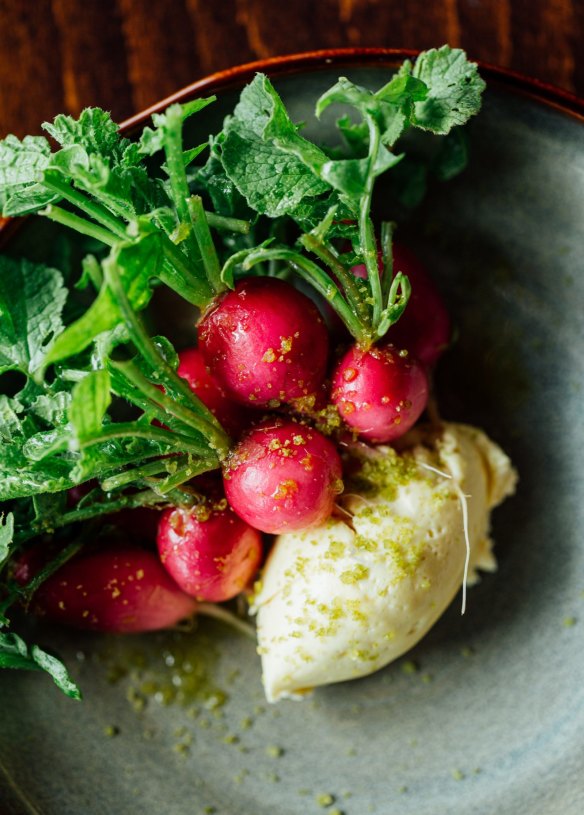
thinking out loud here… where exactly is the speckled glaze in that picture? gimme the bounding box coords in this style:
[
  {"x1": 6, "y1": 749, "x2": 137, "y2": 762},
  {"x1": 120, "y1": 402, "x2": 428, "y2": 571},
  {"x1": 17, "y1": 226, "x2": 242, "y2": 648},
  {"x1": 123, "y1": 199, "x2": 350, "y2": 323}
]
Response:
[{"x1": 0, "y1": 52, "x2": 583, "y2": 815}]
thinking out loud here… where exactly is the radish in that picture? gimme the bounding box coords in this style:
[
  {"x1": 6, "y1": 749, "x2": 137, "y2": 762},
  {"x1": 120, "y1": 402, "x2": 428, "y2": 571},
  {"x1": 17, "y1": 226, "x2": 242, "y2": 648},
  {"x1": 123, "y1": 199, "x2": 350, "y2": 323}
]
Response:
[
  {"x1": 223, "y1": 419, "x2": 343, "y2": 534},
  {"x1": 331, "y1": 344, "x2": 429, "y2": 443},
  {"x1": 157, "y1": 500, "x2": 263, "y2": 602},
  {"x1": 198, "y1": 278, "x2": 329, "y2": 409},
  {"x1": 177, "y1": 347, "x2": 250, "y2": 436},
  {"x1": 350, "y1": 244, "x2": 450, "y2": 367},
  {"x1": 384, "y1": 245, "x2": 451, "y2": 367},
  {"x1": 32, "y1": 547, "x2": 197, "y2": 633}
]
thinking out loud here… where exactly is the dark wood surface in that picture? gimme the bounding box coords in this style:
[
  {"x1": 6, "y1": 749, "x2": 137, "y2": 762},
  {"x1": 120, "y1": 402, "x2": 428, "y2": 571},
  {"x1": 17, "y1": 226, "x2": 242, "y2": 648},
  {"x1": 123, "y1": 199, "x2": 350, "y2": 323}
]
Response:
[{"x1": 0, "y1": 0, "x2": 582, "y2": 137}]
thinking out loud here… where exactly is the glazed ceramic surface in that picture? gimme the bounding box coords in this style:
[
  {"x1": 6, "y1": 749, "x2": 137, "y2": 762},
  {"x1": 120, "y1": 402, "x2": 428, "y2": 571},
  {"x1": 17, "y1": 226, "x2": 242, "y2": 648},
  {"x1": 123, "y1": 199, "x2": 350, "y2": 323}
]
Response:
[{"x1": 0, "y1": 55, "x2": 583, "y2": 815}]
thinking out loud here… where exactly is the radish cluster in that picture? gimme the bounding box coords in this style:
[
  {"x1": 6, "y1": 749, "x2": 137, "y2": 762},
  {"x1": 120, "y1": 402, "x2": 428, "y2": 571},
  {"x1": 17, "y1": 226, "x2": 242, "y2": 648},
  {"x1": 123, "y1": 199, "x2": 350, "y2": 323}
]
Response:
[{"x1": 29, "y1": 246, "x2": 450, "y2": 634}]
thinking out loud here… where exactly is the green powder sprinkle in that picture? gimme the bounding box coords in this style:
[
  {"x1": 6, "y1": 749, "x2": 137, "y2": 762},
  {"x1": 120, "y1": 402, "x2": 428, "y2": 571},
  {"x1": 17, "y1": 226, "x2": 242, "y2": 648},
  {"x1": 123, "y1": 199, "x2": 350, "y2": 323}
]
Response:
[
  {"x1": 266, "y1": 745, "x2": 284, "y2": 758},
  {"x1": 340, "y1": 564, "x2": 369, "y2": 584},
  {"x1": 452, "y1": 769, "x2": 465, "y2": 781},
  {"x1": 401, "y1": 659, "x2": 419, "y2": 675},
  {"x1": 563, "y1": 616, "x2": 577, "y2": 627},
  {"x1": 103, "y1": 725, "x2": 120, "y2": 738},
  {"x1": 316, "y1": 792, "x2": 335, "y2": 807}
]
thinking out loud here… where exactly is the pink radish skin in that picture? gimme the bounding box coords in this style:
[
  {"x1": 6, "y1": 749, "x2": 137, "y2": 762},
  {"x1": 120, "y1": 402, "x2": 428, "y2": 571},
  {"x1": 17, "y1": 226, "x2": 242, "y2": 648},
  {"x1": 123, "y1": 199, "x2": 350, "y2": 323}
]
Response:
[
  {"x1": 331, "y1": 345, "x2": 429, "y2": 443},
  {"x1": 223, "y1": 419, "x2": 343, "y2": 534},
  {"x1": 32, "y1": 547, "x2": 197, "y2": 633},
  {"x1": 177, "y1": 347, "x2": 249, "y2": 436},
  {"x1": 157, "y1": 502, "x2": 263, "y2": 602},
  {"x1": 198, "y1": 278, "x2": 329, "y2": 409}
]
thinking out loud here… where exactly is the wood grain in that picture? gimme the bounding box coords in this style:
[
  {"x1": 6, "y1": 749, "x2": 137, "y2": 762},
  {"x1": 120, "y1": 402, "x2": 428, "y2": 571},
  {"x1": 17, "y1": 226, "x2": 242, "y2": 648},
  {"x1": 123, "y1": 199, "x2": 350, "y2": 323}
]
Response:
[{"x1": 0, "y1": 0, "x2": 581, "y2": 137}]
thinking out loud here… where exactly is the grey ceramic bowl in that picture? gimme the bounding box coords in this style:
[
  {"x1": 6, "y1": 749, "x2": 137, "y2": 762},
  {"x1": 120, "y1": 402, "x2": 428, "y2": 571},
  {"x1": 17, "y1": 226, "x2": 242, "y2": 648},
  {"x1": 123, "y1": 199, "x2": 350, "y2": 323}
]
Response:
[{"x1": 1, "y1": 50, "x2": 583, "y2": 815}]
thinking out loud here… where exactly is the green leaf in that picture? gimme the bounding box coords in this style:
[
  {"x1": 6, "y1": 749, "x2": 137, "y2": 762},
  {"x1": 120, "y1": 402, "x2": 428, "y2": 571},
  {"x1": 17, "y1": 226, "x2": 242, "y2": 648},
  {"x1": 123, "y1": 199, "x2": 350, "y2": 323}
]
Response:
[
  {"x1": 319, "y1": 150, "x2": 403, "y2": 206},
  {"x1": 22, "y1": 428, "x2": 70, "y2": 461},
  {"x1": 69, "y1": 370, "x2": 112, "y2": 446},
  {"x1": 28, "y1": 390, "x2": 73, "y2": 427},
  {"x1": 0, "y1": 256, "x2": 67, "y2": 378},
  {"x1": 0, "y1": 513, "x2": 14, "y2": 569},
  {"x1": 220, "y1": 74, "x2": 329, "y2": 218},
  {"x1": 30, "y1": 645, "x2": 82, "y2": 699},
  {"x1": 43, "y1": 108, "x2": 135, "y2": 164},
  {"x1": 410, "y1": 46, "x2": 486, "y2": 134},
  {"x1": 75, "y1": 254, "x2": 103, "y2": 291},
  {"x1": 316, "y1": 76, "x2": 418, "y2": 148},
  {"x1": 336, "y1": 115, "x2": 369, "y2": 157},
  {"x1": 138, "y1": 98, "x2": 215, "y2": 157},
  {"x1": 0, "y1": 632, "x2": 81, "y2": 699},
  {"x1": 0, "y1": 395, "x2": 24, "y2": 440},
  {"x1": 45, "y1": 233, "x2": 162, "y2": 365},
  {"x1": 190, "y1": 148, "x2": 255, "y2": 221},
  {"x1": 0, "y1": 134, "x2": 56, "y2": 216},
  {"x1": 182, "y1": 143, "x2": 208, "y2": 168},
  {"x1": 376, "y1": 73, "x2": 428, "y2": 105}
]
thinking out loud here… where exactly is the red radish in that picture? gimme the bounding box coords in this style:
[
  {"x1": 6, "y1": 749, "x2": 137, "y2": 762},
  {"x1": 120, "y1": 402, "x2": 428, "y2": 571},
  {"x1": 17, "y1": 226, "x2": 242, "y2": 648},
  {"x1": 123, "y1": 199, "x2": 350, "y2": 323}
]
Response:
[
  {"x1": 223, "y1": 419, "x2": 343, "y2": 534},
  {"x1": 350, "y1": 245, "x2": 450, "y2": 367},
  {"x1": 331, "y1": 344, "x2": 429, "y2": 443},
  {"x1": 198, "y1": 278, "x2": 329, "y2": 409},
  {"x1": 157, "y1": 500, "x2": 263, "y2": 602},
  {"x1": 32, "y1": 547, "x2": 197, "y2": 633},
  {"x1": 177, "y1": 347, "x2": 249, "y2": 435},
  {"x1": 385, "y1": 245, "x2": 451, "y2": 367}
]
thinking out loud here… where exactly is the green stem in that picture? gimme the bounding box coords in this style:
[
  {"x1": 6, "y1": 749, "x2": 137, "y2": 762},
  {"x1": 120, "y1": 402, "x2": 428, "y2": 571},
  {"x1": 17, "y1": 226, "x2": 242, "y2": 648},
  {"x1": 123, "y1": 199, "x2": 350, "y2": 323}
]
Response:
[
  {"x1": 20, "y1": 538, "x2": 85, "y2": 603},
  {"x1": 13, "y1": 489, "x2": 166, "y2": 546},
  {"x1": 79, "y1": 422, "x2": 212, "y2": 458},
  {"x1": 100, "y1": 456, "x2": 189, "y2": 491},
  {"x1": 107, "y1": 367, "x2": 196, "y2": 439},
  {"x1": 43, "y1": 176, "x2": 211, "y2": 308},
  {"x1": 162, "y1": 110, "x2": 200, "y2": 264},
  {"x1": 205, "y1": 211, "x2": 251, "y2": 235},
  {"x1": 359, "y1": 116, "x2": 383, "y2": 330},
  {"x1": 160, "y1": 239, "x2": 213, "y2": 307},
  {"x1": 380, "y1": 220, "x2": 395, "y2": 303},
  {"x1": 41, "y1": 205, "x2": 117, "y2": 246},
  {"x1": 300, "y1": 234, "x2": 372, "y2": 329},
  {"x1": 150, "y1": 459, "x2": 210, "y2": 495},
  {"x1": 43, "y1": 172, "x2": 128, "y2": 239},
  {"x1": 188, "y1": 195, "x2": 223, "y2": 295},
  {"x1": 111, "y1": 360, "x2": 228, "y2": 458},
  {"x1": 109, "y1": 362, "x2": 220, "y2": 443},
  {"x1": 104, "y1": 261, "x2": 230, "y2": 456}
]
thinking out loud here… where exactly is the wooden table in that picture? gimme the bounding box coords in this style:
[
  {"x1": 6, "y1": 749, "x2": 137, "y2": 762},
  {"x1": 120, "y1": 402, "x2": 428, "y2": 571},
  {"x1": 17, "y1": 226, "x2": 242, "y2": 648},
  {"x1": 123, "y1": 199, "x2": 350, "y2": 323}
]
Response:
[{"x1": 0, "y1": 0, "x2": 582, "y2": 137}]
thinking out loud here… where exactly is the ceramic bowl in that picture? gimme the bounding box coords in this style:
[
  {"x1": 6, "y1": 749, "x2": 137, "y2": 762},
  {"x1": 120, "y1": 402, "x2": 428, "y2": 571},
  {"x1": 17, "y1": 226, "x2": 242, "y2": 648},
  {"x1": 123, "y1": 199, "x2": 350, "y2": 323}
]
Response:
[{"x1": 1, "y1": 50, "x2": 583, "y2": 815}]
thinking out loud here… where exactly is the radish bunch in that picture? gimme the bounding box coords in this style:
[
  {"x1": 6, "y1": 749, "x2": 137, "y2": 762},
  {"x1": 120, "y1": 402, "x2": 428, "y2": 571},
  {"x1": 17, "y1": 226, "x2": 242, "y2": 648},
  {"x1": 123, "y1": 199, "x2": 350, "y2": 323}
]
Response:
[
  {"x1": 26, "y1": 244, "x2": 450, "y2": 634},
  {"x1": 0, "y1": 51, "x2": 487, "y2": 702}
]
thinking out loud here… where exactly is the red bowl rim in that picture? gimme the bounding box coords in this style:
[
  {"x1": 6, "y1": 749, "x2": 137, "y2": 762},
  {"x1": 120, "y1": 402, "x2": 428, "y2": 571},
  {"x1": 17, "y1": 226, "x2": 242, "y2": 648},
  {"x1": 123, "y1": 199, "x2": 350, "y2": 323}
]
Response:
[{"x1": 1, "y1": 46, "x2": 583, "y2": 240}]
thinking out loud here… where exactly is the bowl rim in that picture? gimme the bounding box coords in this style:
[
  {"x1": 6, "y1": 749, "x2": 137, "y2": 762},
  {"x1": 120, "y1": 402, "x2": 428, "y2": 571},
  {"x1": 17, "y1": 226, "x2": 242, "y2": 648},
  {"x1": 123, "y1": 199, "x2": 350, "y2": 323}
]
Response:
[
  {"x1": 1, "y1": 46, "x2": 583, "y2": 242},
  {"x1": 119, "y1": 47, "x2": 584, "y2": 132}
]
